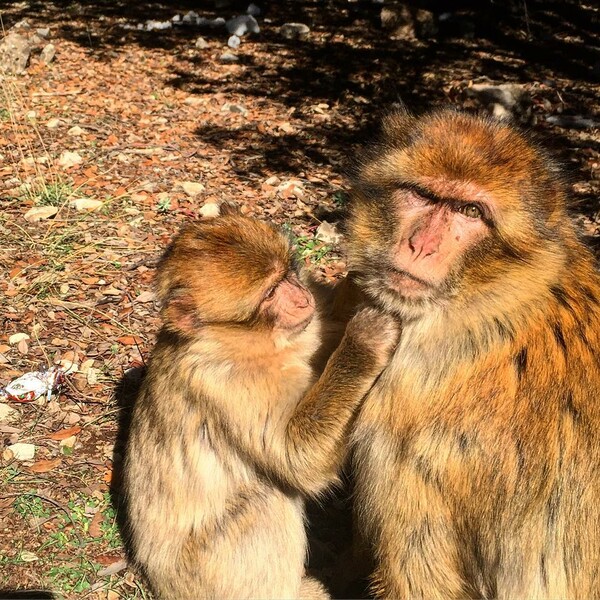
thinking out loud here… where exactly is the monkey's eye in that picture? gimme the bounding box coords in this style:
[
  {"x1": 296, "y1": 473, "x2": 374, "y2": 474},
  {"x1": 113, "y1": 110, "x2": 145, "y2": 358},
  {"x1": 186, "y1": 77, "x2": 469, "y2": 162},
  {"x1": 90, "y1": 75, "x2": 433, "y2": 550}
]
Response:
[
  {"x1": 264, "y1": 286, "x2": 277, "y2": 301},
  {"x1": 457, "y1": 204, "x2": 483, "y2": 219}
]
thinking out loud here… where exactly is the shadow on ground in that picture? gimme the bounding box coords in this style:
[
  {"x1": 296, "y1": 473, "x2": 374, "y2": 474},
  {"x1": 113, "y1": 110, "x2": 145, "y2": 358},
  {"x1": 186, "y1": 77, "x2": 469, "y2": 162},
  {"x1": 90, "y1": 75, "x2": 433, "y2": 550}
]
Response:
[{"x1": 1, "y1": 0, "x2": 598, "y2": 188}]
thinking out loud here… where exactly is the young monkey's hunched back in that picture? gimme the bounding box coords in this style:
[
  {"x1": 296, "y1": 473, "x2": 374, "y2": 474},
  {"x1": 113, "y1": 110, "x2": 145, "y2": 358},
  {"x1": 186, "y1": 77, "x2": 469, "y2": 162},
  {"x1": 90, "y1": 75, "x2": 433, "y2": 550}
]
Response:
[{"x1": 123, "y1": 213, "x2": 398, "y2": 599}]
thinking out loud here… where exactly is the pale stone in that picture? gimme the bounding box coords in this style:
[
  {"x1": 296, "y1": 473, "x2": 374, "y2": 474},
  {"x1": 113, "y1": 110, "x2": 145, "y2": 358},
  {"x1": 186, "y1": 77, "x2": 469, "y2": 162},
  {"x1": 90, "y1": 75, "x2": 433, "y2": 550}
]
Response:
[
  {"x1": 67, "y1": 125, "x2": 84, "y2": 136},
  {"x1": 6, "y1": 442, "x2": 35, "y2": 461},
  {"x1": 58, "y1": 151, "x2": 83, "y2": 168},
  {"x1": 181, "y1": 181, "x2": 205, "y2": 196},
  {"x1": 199, "y1": 203, "x2": 220, "y2": 218},
  {"x1": 24, "y1": 206, "x2": 58, "y2": 222},
  {"x1": 9, "y1": 333, "x2": 30, "y2": 345},
  {"x1": 69, "y1": 198, "x2": 103, "y2": 212}
]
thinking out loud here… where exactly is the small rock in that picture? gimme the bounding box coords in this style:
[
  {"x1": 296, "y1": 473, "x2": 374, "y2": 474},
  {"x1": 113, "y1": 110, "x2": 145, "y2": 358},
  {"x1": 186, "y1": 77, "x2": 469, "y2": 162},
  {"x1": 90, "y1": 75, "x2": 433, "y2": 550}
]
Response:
[
  {"x1": 546, "y1": 115, "x2": 600, "y2": 130},
  {"x1": 46, "y1": 117, "x2": 62, "y2": 128},
  {"x1": 180, "y1": 181, "x2": 205, "y2": 196},
  {"x1": 40, "y1": 43, "x2": 56, "y2": 64},
  {"x1": 184, "y1": 96, "x2": 204, "y2": 105},
  {"x1": 247, "y1": 3, "x2": 261, "y2": 16},
  {"x1": 5, "y1": 442, "x2": 35, "y2": 461},
  {"x1": 316, "y1": 221, "x2": 343, "y2": 245},
  {"x1": 220, "y1": 52, "x2": 239, "y2": 63},
  {"x1": 466, "y1": 83, "x2": 530, "y2": 120},
  {"x1": 13, "y1": 19, "x2": 31, "y2": 29},
  {"x1": 279, "y1": 23, "x2": 310, "y2": 40},
  {"x1": 0, "y1": 32, "x2": 32, "y2": 74},
  {"x1": 182, "y1": 11, "x2": 199, "y2": 24},
  {"x1": 207, "y1": 17, "x2": 226, "y2": 29},
  {"x1": 264, "y1": 175, "x2": 281, "y2": 186},
  {"x1": 195, "y1": 37, "x2": 209, "y2": 49},
  {"x1": 36, "y1": 27, "x2": 50, "y2": 38},
  {"x1": 58, "y1": 150, "x2": 83, "y2": 168},
  {"x1": 199, "y1": 202, "x2": 221, "y2": 218},
  {"x1": 226, "y1": 15, "x2": 260, "y2": 36},
  {"x1": 228, "y1": 34, "x2": 241, "y2": 49},
  {"x1": 491, "y1": 103, "x2": 511, "y2": 120},
  {"x1": 0, "y1": 403, "x2": 18, "y2": 423},
  {"x1": 67, "y1": 125, "x2": 84, "y2": 136},
  {"x1": 278, "y1": 179, "x2": 305, "y2": 199},
  {"x1": 24, "y1": 206, "x2": 58, "y2": 222},
  {"x1": 221, "y1": 102, "x2": 247, "y2": 115},
  {"x1": 144, "y1": 20, "x2": 172, "y2": 31},
  {"x1": 69, "y1": 198, "x2": 103, "y2": 212}
]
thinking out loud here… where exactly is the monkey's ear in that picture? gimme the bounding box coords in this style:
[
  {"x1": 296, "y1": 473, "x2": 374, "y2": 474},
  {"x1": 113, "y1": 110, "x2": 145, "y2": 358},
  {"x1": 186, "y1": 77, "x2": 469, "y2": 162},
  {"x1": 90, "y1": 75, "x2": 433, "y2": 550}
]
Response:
[
  {"x1": 162, "y1": 292, "x2": 201, "y2": 334},
  {"x1": 219, "y1": 201, "x2": 242, "y2": 217}
]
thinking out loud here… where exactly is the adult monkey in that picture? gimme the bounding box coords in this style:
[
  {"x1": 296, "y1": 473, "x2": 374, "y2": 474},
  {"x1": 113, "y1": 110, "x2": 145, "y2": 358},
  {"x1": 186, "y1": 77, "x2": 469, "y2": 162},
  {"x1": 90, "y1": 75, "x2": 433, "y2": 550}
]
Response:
[{"x1": 344, "y1": 107, "x2": 600, "y2": 598}]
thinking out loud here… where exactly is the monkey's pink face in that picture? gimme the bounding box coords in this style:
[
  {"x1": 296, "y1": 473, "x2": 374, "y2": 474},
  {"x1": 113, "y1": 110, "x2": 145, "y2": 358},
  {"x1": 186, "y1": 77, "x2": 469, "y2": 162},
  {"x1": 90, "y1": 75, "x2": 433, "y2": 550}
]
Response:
[
  {"x1": 262, "y1": 272, "x2": 315, "y2": 332},
  {"x1": 387, "y1": 184, "x2": 490, "y2": 301}
]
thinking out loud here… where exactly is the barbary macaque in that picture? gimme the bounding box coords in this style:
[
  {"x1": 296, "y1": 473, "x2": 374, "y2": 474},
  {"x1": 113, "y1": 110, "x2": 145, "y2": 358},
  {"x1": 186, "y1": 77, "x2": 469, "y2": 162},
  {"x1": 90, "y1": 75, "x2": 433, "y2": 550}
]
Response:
[
  {"x1": 345, "y1": 108, "x2": 600, "y2": 598},
  {"x1": 123, "y1": 211, "x2": 398, "y2": 600}
]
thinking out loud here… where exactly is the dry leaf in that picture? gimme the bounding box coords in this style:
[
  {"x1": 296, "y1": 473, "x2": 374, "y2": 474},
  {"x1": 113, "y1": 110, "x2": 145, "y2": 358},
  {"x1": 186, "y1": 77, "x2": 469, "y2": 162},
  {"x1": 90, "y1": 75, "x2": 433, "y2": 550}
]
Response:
[
  {"x1": 28, "y1": 458, "x2": 62, "y2": 473},
  {"x1": 102, "y1": 286, "x2": 122, "y2": 296},
  {"x1": 59, "y1": 435, "x2": 77, "y2": 449},
  {"x1": 97, "y1": 558, "x2": 128, "y2": 576},
  {"x1": 135, "y1": 291, "x2": 155, "y2": 303},
  {"x1": 89, "y1": 510, "x2": 104, "y2": 538},
  {"x1": 9, "y1": 333, "x2": 30, "y2": 345},
  {"x1": 19, "y1": 550, "x2": 39, "y2": 562},
  {"x1": 117, "y1": 335, "x2": 143, "y2": 346},
  {"x1": 0, "y1": 404, "x2": 18, "y2": 423},
  {"x1": 86, "y1": 367, "x2": 99, "y2": 386},
  {"x1": 17, "y1": 339, "x2": 29, "y2": 355},
  {"x1": 49, "y1": 425, "x2": 81, "y2": 440}
]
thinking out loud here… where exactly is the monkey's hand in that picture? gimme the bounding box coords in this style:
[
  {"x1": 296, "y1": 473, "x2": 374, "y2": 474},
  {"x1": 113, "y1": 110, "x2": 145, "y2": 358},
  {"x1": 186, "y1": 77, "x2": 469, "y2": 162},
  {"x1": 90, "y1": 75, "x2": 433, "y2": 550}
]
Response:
[
  {"x1": 281, "y1": 307, "x2": 399, "y2": 495},
  {"x1": 344, "y1": 307, "x2": 400, "y2": 372}
]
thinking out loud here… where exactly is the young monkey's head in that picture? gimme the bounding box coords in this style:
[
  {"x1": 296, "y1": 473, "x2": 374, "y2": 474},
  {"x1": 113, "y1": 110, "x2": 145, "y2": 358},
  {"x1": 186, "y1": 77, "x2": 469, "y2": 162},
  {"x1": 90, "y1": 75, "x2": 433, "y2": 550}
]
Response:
[{"x1": 156, "y1": 211, "x2": 315, "y2": 336}]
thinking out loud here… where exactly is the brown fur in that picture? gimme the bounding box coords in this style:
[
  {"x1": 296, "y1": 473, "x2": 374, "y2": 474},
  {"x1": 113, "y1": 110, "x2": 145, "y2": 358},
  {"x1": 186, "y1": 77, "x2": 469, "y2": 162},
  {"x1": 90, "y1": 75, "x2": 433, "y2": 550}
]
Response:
[
  {"x1": 123, "y1": 215, "x2": 398, "y2": 599},
  {"x1": 345, "y1": 108, "x2": 600, "y2": 598}
]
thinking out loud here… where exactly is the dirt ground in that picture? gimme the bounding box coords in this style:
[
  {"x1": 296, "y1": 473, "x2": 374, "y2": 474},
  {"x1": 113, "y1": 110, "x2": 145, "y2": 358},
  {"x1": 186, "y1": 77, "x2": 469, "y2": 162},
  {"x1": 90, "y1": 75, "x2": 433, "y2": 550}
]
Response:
[{"x1": 0, "y1": 1, "x2": 598, "y2": 598}]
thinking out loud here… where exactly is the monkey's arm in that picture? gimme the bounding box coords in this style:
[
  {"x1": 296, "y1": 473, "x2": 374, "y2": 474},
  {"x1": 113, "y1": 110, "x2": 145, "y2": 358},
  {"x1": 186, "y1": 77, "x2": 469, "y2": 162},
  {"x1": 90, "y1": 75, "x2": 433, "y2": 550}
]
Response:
[
  {"x1": 219, "y1": 308, "x2": 398, "y2": 496},
  {"x1": 282, "y1": 307, "x2": 397, "y2": 494}
]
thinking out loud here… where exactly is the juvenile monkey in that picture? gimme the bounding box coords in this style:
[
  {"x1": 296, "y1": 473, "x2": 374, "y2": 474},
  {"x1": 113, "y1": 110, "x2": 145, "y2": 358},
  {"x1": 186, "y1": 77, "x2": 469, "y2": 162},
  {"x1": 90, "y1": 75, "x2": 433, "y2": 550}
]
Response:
[
  {"x1": 123, "y1": 212, "x2": 398, "y2": 600},
  {"x1": 345, "y1": 108, "x2": 600, "y2": 598}
]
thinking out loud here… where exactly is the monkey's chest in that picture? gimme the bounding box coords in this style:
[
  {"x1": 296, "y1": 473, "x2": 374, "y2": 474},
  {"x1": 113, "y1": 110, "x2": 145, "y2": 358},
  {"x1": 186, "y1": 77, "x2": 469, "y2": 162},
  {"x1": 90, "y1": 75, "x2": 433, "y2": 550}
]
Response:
[{"x1": 352, "y1": 362, "x2": 524, "y2": 509}]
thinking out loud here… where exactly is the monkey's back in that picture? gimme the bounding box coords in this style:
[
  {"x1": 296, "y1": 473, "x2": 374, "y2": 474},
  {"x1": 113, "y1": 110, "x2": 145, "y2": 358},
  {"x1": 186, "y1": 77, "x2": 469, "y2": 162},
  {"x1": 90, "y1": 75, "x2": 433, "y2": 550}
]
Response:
[
  {"x1": 123, "y1": 334, "x2": 312, "y2": 600},
  {"x1": 352, "y1": 253, "x2": 600, "y2": 598}
]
